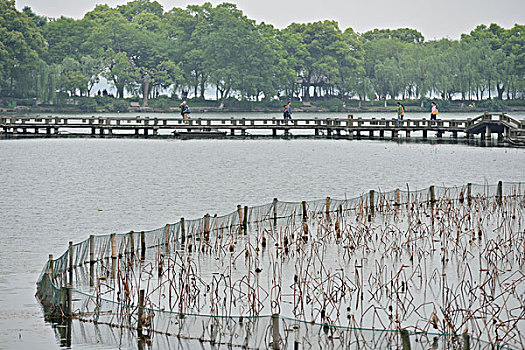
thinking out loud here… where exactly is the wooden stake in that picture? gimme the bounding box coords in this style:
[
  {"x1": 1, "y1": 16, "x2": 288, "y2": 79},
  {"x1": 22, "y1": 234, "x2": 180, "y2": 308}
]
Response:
[
  {"x1": 204, "y1": 214, "x2": 210, "y2": 241},
  {"x1": 47, "y1": 254, "x2": 54, "y2": 279},
  {"x1": 138, "y1": 289, "x2": 145, "y2": 335},
  {"x1": 180, "y1": 218, "x2": 186, "y2": 245},
  {"x1": 243, "y1": 205, "x2": 248, "y2": 234},
  {"x1": 68, "y1": 241, "x2": 73, "y2": 285},
  {"x1": 111, "y1": 233, "x2": 117, "y2": 259},
  {"x1": 165, "y1": 224, "x2": 170, "y2": 247},
  {"x1": 369, "y1": 190, "x2": 375, "y2": 216},
  {"x1": 273, "y1": 198, "x2": 278, "y2": 225},
  {"x1": 140, "y1": 231, "x2": 146, "y2": 261},
  {"x1": 129, "y1": 231, "x2": 135, "y2": 257},
  {"x1": 89, "y1": 235, "x2": 94, "y2": 263},
  {"x1": 497, "y1": 180, "x2": 503, "y2": 205},
  {"x1": 237, "y1": 205, "x2": 243, "y2": 234},
  {"x1": 272, "y1": 314, "x2": 280, "y2": 349}
]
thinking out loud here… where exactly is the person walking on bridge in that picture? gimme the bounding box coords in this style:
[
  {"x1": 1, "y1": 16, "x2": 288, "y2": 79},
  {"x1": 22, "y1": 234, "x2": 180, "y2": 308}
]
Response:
[
  {"x1": 430, "y1": 102, "x2": 439, "y2": 121},
  {"x1": 180, "y1": 101, "x2": 190, "y2": 123},
  {"x1": 396, "y1": 102, "x2": 405, "y2": 125}
]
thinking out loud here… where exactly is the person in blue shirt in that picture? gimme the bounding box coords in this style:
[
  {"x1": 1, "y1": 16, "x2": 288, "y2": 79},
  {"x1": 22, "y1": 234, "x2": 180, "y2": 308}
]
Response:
[{"x1": 180, "y1": 101, "x2": 190, "y2": 123}]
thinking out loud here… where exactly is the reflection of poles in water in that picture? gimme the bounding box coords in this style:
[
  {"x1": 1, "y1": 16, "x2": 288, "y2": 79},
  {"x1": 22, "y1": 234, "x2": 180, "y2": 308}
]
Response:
[{"x1": 56, "y1": 318, "x2": 72, "y2": 348}]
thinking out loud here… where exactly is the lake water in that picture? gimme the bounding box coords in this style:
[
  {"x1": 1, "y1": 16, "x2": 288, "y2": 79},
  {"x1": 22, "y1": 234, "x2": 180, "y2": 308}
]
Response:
[{"x1": 1, "y1": 112, "x2": 524, "y2": 349}]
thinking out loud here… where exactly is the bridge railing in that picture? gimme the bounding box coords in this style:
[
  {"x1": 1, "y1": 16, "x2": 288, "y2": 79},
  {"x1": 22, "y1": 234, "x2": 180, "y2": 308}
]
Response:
[{"x1": 2, "y1": 113, "x2": 524, "y2": 132}]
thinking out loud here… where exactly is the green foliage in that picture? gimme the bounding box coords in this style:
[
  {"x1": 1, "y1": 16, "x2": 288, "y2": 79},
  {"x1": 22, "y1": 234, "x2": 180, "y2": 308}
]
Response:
[
  {"x1": 0, "y1": 0, "x2": 524, "y2": 109},
  {"x1": 77, "y1": 97, "x2": 98, "y2": 111},
  {"x1": 0, "y1": 0, "x2": 46, "y2": 97},
  {"x1": 314, "y1": 98, "x2": 344, "y2": 111},
  {"x1": 477, "y1": 99, "x2": 506, "y2": 111}
]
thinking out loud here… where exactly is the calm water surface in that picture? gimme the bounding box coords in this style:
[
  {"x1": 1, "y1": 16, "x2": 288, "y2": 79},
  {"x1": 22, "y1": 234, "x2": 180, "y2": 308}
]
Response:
[{"x1": 0, "y1": 134, "x2": 524, "y2": 349}]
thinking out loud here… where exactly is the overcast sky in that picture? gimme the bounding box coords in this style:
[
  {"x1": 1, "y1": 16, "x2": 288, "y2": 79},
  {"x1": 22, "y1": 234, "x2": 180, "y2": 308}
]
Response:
[{"x1": 15, "y1": 0, "x2": 525, "y2": 40}]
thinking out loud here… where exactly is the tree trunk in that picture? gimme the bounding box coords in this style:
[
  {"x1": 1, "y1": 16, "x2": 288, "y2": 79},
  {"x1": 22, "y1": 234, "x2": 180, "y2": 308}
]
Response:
[
  {"x1": 496, "y1": 83, "x2": 504, "y2": 100},
  {"x1": 200, "y1": 73, "x2": 205, "y2": 99},
  {"x1": 142, "y1": 77, "x2": 149, "y2": 107}
]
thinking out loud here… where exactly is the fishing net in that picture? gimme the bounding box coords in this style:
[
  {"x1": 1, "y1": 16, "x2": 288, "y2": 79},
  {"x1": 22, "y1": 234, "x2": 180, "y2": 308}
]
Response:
[{"x1": 37, "y1": 182, "x2": 525, "y2": 349}]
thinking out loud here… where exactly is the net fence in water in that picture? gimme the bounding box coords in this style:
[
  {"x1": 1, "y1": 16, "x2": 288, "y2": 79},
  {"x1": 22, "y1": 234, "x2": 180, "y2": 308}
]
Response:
[{"x1": 36, "y1": 182, "x2": 525, "y2": 349}]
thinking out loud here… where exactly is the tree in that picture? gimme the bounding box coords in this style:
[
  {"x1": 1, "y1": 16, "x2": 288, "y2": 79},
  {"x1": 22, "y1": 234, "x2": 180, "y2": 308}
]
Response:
[{"x1": 0, "y1": 0, "x2": 46, "y2": 97}]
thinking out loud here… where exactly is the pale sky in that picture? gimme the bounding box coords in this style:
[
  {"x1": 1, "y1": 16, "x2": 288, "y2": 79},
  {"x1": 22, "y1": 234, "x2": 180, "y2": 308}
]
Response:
[{"x1": 15, "y1": 0, "x2": 525, "y2": 40}]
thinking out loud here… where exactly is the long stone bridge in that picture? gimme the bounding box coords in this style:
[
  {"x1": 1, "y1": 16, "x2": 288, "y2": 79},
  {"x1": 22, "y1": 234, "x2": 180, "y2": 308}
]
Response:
[{"x1": 1, "y1": 112, "x2": 524, "y2": 145}]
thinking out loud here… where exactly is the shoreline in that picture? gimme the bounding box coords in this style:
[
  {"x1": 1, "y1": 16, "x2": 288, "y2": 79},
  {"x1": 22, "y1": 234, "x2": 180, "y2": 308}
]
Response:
[{"x1": 2, "y1": 106, "x2": 525, "y2": 115}]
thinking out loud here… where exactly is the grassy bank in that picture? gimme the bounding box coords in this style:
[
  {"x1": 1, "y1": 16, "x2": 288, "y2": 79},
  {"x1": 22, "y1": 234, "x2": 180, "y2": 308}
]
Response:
[{"x1": 2, "y1": 96, "x2": 525, "y2": 114}]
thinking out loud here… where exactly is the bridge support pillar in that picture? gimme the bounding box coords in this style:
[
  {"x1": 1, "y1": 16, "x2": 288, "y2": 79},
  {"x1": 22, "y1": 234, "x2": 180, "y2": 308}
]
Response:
[
  {"x1": 497, "y1": 132, "x2": 504, "y2": 142},
  {"x1": 406, "y1": 130, "x2": 411, "y2": 138},
  {"x1": 437, "y1": 130, "x2": 443, "y2": 138},
  {"x1": 241, "y1": 128, "x2": 246, "y2": 136},
  {"x1": 453, "y1": 131, "x2": 458, "y2": 139},
  {"x1": 315, "y1": 128, "x2": 319, "y2": 136},
  {"x1": 485, "y1": 125, "x2": 490, "y2": 140},
  {"x1": 231, "y1": 129, "x2": 235, "y2": 136},
  {"x1": 391, "y1": 130, "x2": 397, "y2": 139},
  {"x1": 422, "y1": 130, "x2": 427, "y2": 140},
  {"x1": 379, "y1": 130, "x2": 384, "y2": 139}
]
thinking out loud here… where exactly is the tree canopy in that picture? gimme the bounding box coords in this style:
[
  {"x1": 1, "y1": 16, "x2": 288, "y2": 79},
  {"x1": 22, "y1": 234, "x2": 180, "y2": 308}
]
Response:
[{"x1": 1, "y1": 0, "x2": 524, "y2": 104}]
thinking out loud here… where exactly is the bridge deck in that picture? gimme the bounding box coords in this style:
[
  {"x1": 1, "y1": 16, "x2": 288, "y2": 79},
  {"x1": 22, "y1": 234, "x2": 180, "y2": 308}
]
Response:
[{"x1": 1, "y1": 113, "x2": 524, "y2": 144}]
